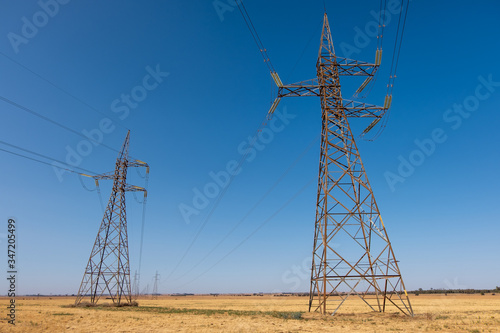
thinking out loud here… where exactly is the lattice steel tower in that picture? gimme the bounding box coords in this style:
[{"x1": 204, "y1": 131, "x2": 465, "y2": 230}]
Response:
[
  {"x1": 75, "y1": 131, "x2": 148, "y2": 305},
  {"x1": 268, "y1": 14, "x2": 413, "y2": 316}
]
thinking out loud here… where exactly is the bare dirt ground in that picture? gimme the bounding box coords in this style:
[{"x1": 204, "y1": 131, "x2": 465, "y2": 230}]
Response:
[{"x1": 1, "y1": 293, "x2": 499, "y2": 332}]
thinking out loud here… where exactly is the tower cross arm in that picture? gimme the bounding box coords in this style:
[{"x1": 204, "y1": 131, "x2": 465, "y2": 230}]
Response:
[
  {"x1": 333, "y1": 57, "x2": 379, "y2": 76},
  {"x1": 268, "y1": 79, "x2": 388, "y2": 120},
  {"x1": 128, "y1": 159, "x2": 149, "y2": 169},
  {"x1": 129, "y1": 159, "x2": 150, "y2": 175},
  {"x1": 124, "y1": 184, "x2": 147, "y2": 193},
  {"x1": 90, "y1": 172, "x2": 115, "y2": 181},
  {"x1": 274, "y1": 80, "x2": 387, "y2": 118},
  {"x1": 277, "y1": 78, "x2": 321, "y2": 97},
  {"x1": 84, "y1": 159, "x2": 149, "y2": 181},
  {"x1": 342, "y1": 100, "x2": 387, "y2": 118}
]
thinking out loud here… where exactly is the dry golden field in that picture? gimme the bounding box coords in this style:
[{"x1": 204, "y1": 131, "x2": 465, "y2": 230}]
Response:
[{"x1": 1, "y1": 294, "x2": 499, "y2": 332}]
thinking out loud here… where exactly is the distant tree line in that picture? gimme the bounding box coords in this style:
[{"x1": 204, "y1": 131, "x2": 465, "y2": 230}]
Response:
[{"x1": 411, "y1": 286, "x2": 500, "y2": 296}]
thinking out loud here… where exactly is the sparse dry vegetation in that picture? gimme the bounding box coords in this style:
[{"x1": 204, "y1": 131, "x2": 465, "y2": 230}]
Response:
[
  {"x1": 1, "y1": 294, "x2": 499, "y2": 332},
  {"x1": 70, "y1": 300, "x2": 139, "y2": 308}
]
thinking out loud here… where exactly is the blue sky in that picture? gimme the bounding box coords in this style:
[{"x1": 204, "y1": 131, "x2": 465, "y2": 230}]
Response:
[{"x1": 0, "y1": 0, "x2": 499, "y2": 296}]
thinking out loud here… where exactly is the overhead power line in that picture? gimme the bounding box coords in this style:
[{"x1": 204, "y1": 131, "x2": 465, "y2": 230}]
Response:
[
  {"x1": 367, "y1": 0, "x2": 410, "y2": 141},
  {"x1": 0, "y1": 139, "x2": 99, "y2": 176},
  {"x1": 235, "y1": 2, "x2": 276, "y2": 74},
  {"x1": 0, "y1": 50, "x2": 127, "y2": 129},
  {"x1": 387, "y1": 0, "x2": 410, "y2": 96},
  {"x1": 0, "y1": 95, "x2": 130, "y2": 157},
  {"x1": 164, "y1": 116, "x2": 270, "y2": 280},
  {"x1": 175, "y1": 176, "x2": 315, "y2": 289},
  {"x1": 0, "y1": 145, "x2": 98, "y2": 176},
  {"x1": 172, "y1": 134, "x2": 320, "y2": 282}
]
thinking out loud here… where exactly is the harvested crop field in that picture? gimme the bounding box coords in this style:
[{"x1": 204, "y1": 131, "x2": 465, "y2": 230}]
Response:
[{"x1": 1, "y1": 294, "x2": 499, "y2": 332}]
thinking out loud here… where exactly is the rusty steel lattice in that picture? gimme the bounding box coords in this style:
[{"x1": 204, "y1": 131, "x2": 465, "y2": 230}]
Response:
[
  {"x1": 268, "y1": 14, "x2": 413, "y2": 316},
  {"x1": 75, "y1": 131, "x2": 148, "y2": 306}
]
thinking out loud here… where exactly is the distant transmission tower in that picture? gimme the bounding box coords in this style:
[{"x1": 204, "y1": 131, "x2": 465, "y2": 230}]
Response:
[
  {"x1": 75, "y1": 131, "x2": 149, "y2": 305},
  {"x1": 267, "y1": 14, "x2": 413, "y2": 315},
  {"x1": 152, "y1": 271, "x2": 160, "y2": 299},
  {"x1": 132, "y1": 270, "x2": 140, "y2": 299}
]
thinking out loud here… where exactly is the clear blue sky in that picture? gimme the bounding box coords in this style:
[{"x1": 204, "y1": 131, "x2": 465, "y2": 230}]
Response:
[{"x1": 0, "y1": 0, "x2": 499, "y2": 296}]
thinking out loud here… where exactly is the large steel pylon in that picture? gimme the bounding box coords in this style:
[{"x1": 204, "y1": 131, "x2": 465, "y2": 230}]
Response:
[
  {"x1": 75, "y1": 131, "x2": 148, "y2": 305},
  {"x1": 268, "y1": 14, "x2": 412, "y2": 316}
]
